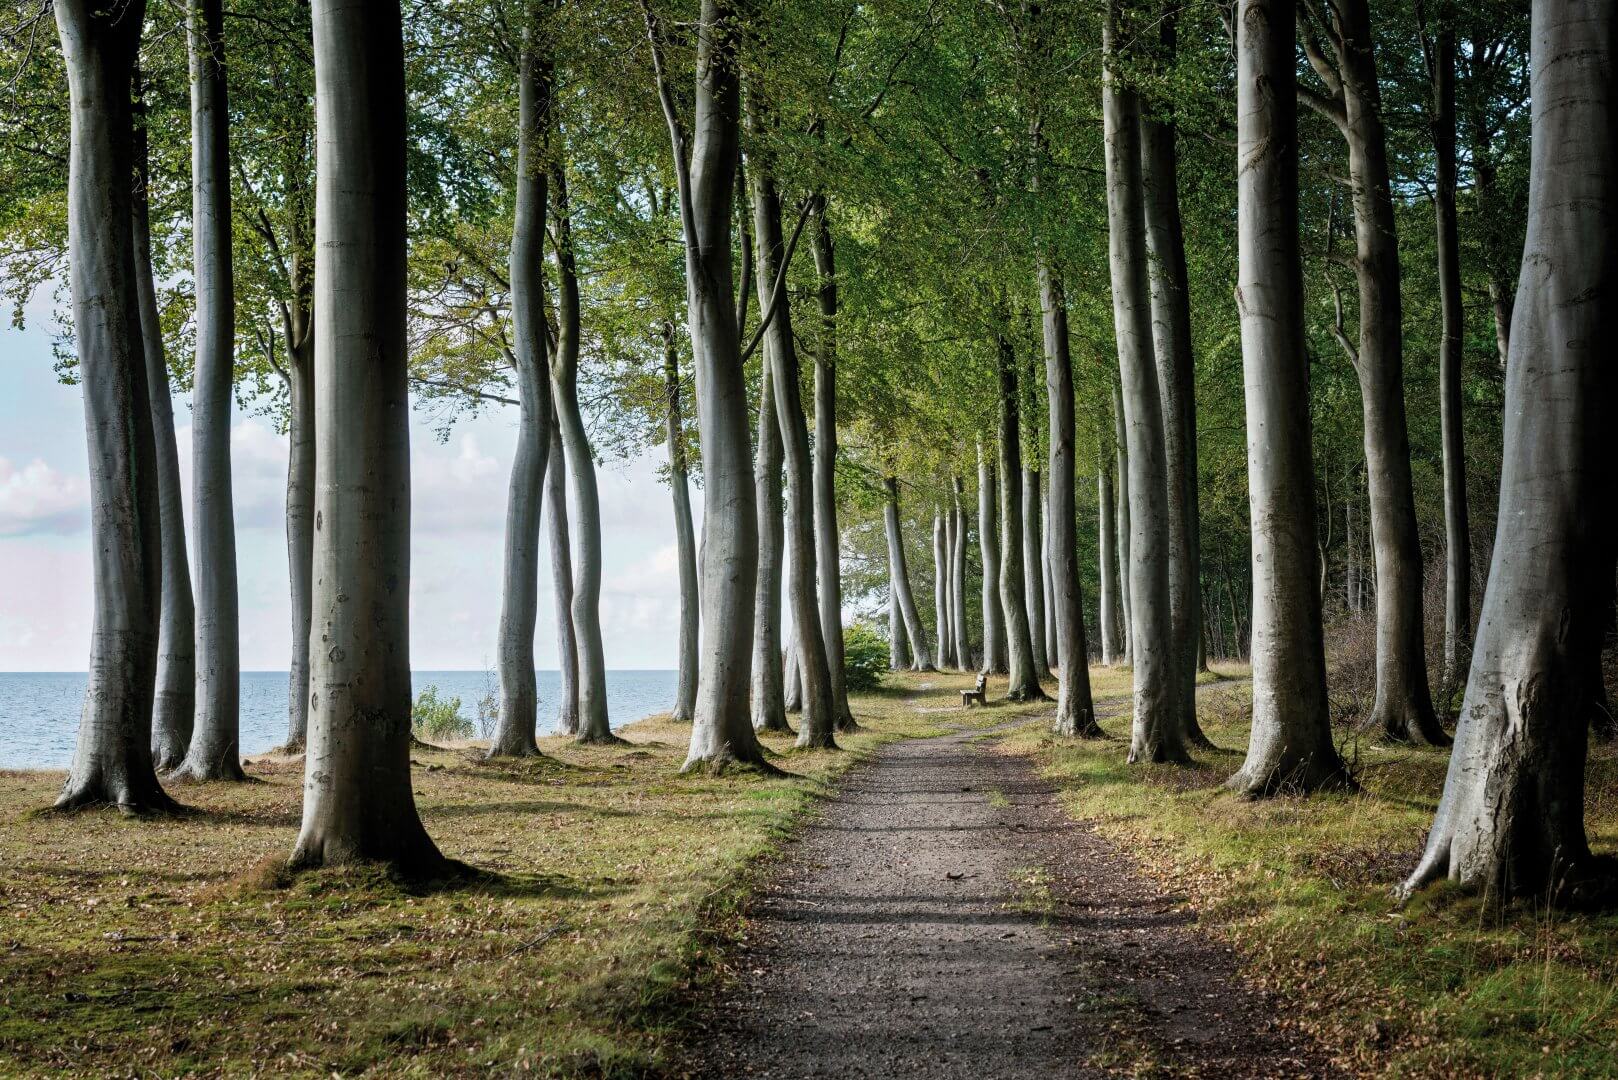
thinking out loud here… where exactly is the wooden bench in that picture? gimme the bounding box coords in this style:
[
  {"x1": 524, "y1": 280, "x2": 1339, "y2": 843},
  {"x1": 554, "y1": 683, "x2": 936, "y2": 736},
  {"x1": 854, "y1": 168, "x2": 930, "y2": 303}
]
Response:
[{"x1": 960, "y1": 674, "x2": 988, "y2": 708}]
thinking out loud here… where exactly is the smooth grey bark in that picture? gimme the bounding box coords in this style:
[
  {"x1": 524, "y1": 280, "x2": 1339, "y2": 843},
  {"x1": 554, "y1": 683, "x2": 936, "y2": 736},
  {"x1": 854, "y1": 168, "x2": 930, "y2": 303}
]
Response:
[
  {"x1": 1422, "y1": 3, "x2": 1471, "y2": 690},
  {"x1": 489, "y1": 35, "x2": 553, "y2": 758},
  {"x1": 950, "y1": 477, "x2": 972, "y2": 670},
  {"x1": 175, "y1": 0, "x2": 243, "y2": 782},
  {"x1": 809, "y1": 204, "x2": 858, "y2": 733},
  {"x1": 664, "y1": 323, "x2": 700, "y2": 724},
  {"x1": 1139, "y1": 25, "x2": 1207, "y2": 750},
  {"x1": 1110, "y1": 378, "x2": 1132, "y2": 665},
  {"x1": 783, "y1": 630, "x2": 802, "y2": 712},
  {"x1": 977, "y1": 443, "x2": 1007, "y2": 675},
  {"x1": 1040, "y1": 265, "x2": 1100, "y2": 735},
  {"x1": 290, "y1": 0, "x2": 443, "y2": 870},
  {"x1": 1097, "y1": 444, "x2": 1122, "y2": 666},
  {"x1": 752, "y1": 160, "x2": 837, "y2": 750},
  {"x1": 933, "y1": 511, "x2": 954, "y2": 669},
  {"x1": 1403, "y1": 0, "x2": 1615, "y2": 901},
  {"x1": 546, "y1": 387, "x2": 580, "y2": 735},
  {"x1": 882, "y1": 477, "x2": 934, "y2": 671},
  {"x1": 1299, "y1": 0, "x2": 1445, "y2": 745},
  {"x1": 283, "y1": 343, "x2": 314, "y2": 751},
  {"x1": 1041, "y1": 490, "x2": 1058, "y2": 664},
  {"x1": 996, "y1": 339, "x2": 1046, "y2": 701},
  {"x1": 645, "y1": 0, "x2": 770, "y2": 771},
  {"x1": 133, "y1": 81, "x2": 197, "y2": 772},
  {"x1": 751, "y1": 340, "x2": 789, "y2": 733},
  {"x1": 1227, "y1": 0, "x2": 1351, "y2": 796},
  {"x1": 53, "y1": 0, "x2": 178, "y2": 814},
  {"x1": 889, "y1": 588, "x2": 908, "y2": 670},
  {"x1": 1104, "y1": 6, "x2": 1184, "y2": 765},
  {"x1": 550, "y1": 167, "x2": 616, "y2": 745},
  {"x1": 1022, "y1": 467, "x2": 1049, "y2": 679}
]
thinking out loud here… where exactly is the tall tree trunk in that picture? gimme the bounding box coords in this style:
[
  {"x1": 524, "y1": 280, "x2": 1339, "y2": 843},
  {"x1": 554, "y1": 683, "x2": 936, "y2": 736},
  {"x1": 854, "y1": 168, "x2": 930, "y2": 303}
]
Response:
[
  {"x1": 1097, "y1": 442, "x2": 1122, "y2": 665},
  {"x1": 1470, "y1": 129, "x2": 1514, "y2": 367},
  {"x1": 1424, "y1": 3, "x2": 1471, "y2": 693},
  {"x1": 889, "y1": 589, "x2": 909, "y2": 670},
  {"x1": 489, "y1": 34, "x2": 554, "y2": 758},
  {"x1": 550, "y1": 166, "x2": 616, "y2": 745},
  {"x1": 133, "y1": 77, "x2": 196, "y2": 772},
  {"x1": 809, "y1": 202, "x2": 858, "y2": 732},
  {"x1": 53, "y1": 0, "x2": 178, "y2": 814},
  {"x1": 283, "y1": 342, "x2": 314, "y2": 751},
  {"x1": 176, "y1": 0, "x2": 243, "y2": 782},
  {"x1": 933, "y1": 511, "x2": 954, "y2": 669},
  {"x1": 883, "y1": 477, "x2": 934, "y2": 671},
  {"x1": 1403, "y1": 0, "x2": 1615, "y2": 901},
  {"x1": 646, "y1": 0, "x2": 768, "y2": 771},
  {"x1": 1227, "y1": 0, "x2": 1351, "y2": 795},
  {"x1": 752, "y1": 161, "x2": 838, "y2": 749},
  {"x1": 1023, "y1": 467, "x2": 1049, "y2": 679},
  {"x1": 1301, "y1": 0, "x2": 1445, "y2": 745},
  {"x1": 1110, "y1": 378, "x2": 1133, "y2": 664},
  {"x1": 290, "y1": 0, "x2": 443, "y2": 870},
  {"x1": 977, "y1": 443, "x2": 1007, "y2": 675},
  {"x1": 1042, "y1": 488, "x2": 1058, "y2": 664},
  {"x1": 951, "y1": 476, "x2": 972, "y2": 670},
  {"x1": 546, "y1": 385, "x2": 579, "y2": 735},
  {"x1": 1139, "y1": 16, "x2": 1207, "y2": 750},
  {"x1": 1104, "y1": 4, "x2": 1184, "y2": 764},
  {"x1": 1041, "y1": 265, "x2": 1100, "y2": 734},
  {"x1": 783, "y1": 629, "x2": 802, "y2": 712},
  {"x1": 997, "y1": 334, "x2": 1045, "y2": 701},
  {"x1": 664, "y1": 323, "x2": 700, "y2": 724},
  {"x1": 751, "y1": 340, "x2": 789, "y2": 732}
]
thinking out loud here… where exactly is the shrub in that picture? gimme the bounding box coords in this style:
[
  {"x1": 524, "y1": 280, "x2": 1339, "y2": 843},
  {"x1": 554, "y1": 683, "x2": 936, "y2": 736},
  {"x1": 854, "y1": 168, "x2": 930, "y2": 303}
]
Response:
[
  {"x1": 842, "y1": 622, "x2": 889, "y2": 692},
  {"x1": 412, "y1": 685, "x2": 474, "y2": 742}
]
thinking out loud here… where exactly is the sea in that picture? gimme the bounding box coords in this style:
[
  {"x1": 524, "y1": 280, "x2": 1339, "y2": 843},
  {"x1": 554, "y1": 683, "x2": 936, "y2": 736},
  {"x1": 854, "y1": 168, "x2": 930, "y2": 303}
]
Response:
[{"x1": 0, "y1": 669, "x2": 679, "y2": 770}]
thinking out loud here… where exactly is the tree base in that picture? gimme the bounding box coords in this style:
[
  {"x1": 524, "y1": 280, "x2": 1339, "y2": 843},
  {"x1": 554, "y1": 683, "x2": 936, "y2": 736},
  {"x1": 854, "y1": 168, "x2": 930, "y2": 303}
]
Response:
[
  {"x1": 1370, "y1": 695, "x2": 1452, "y2": 747},
  {"x1": 484, "y1": 740, "x2": 547, "y2": 760},
  {"x1": 575, "y1": 730, "x2": 628, "y2": 747},
  {"x1": 50, "y1": 780, "x2": 187, "y2": 818},
  {"x1": 1225, "y1": 753, "x2": 1356, "y2": 798},
  {"x1": 165, "y1": 758, "x2": 250, "y2": 784},
  {"x1": 1005, "y1": 685, "x2": 1050, "y2": 704},
  {"x1": 1052, "y1": 712, "x2": 1106, "y2": 738},
  {"x1": 679, "y1": 749, "x2": 788, "y2": 777}
]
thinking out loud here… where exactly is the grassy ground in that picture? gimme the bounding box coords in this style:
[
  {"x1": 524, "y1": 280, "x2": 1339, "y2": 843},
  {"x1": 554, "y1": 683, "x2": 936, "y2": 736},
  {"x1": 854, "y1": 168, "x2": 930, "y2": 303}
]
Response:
[
  {"x1": 0, "y1": 684, "x2": 984, "y2": 1078},
  {"x1": 982, "y1": 664, "x2": 1618, "y2": 1079}
]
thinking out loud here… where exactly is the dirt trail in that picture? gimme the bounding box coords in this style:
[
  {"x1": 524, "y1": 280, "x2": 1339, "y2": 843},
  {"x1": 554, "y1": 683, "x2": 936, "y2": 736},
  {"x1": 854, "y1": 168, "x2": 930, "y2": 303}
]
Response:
[{"x1": 688, "y1": 708, "x2": 1336, "y2": 1078}]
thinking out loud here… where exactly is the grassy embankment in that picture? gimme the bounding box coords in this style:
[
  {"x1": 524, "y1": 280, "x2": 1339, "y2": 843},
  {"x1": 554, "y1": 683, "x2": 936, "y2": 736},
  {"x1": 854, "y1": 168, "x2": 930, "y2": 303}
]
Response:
[
  {"x1": 981, "y1": 663, "x2": 1618, "y2": 1079},
  {"x1": 0, "y1": 686, "x2": 981, "y2": 1078}
]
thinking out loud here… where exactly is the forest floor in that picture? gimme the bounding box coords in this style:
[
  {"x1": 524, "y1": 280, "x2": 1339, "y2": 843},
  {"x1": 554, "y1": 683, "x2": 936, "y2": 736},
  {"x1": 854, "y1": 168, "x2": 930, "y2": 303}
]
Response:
[{"x1": 2, "y1": 665, "x2": 1616, "y2": 1077}]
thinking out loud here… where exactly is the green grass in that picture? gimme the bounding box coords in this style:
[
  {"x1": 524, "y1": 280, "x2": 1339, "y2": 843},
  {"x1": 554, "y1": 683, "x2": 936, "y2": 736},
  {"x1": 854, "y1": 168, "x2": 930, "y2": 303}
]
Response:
[
  {"x1": 985, "y1": 667, "x2": 1618, "y2": 1079},
  {"x1": 0, "y1": 681, "x2": 984, "y2": 1078}
]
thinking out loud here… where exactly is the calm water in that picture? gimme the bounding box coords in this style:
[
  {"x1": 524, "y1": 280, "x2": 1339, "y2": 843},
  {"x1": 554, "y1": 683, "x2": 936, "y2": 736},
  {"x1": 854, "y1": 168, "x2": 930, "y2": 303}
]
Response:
[{"x1": 0, "y1": 670, "x2": 678, "y2": 770}]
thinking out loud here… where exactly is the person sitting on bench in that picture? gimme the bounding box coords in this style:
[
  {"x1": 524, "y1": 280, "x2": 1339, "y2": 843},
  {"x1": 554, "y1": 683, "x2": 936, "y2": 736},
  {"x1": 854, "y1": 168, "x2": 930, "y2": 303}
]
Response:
[{"x1": 961, "y1": 673, "x2": 988, "y2": 708}]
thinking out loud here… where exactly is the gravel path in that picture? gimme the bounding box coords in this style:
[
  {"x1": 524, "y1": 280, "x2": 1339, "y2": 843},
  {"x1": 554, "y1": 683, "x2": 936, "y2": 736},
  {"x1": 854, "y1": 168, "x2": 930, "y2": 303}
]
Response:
[{"x1": 688, "y1": 710, "x2": 1337, "y2": 1078}]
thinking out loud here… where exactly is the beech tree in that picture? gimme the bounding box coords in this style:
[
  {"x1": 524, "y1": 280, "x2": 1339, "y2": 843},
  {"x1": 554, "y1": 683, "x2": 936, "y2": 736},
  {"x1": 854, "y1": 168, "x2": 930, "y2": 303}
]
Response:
[{"x1": 663, "y1": 322, "x2": 700, "y2": 723}]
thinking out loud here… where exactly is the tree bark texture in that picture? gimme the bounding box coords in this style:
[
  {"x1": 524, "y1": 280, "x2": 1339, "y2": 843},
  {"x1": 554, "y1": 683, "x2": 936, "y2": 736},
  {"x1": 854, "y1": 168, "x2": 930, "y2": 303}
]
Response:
[
  {"x1": 996, "y1": 336, "x2": 1045, "y2": 701},
  {"x1": 883, "y1": 477, "x2": 933, "y2": 671},
  {"x1": 951, "y1": 478, "x2": 972, "y2": 670},
  {"x1": 933, "y1": 511, "x2": 954, "y2": 669},
  {"x1": 664, "y1": 324, "x2": 700, "y2": 724},
  {"x1": 977, "y1": 443, "x2": 1007, "y2": 675},
  {"x1": 546, "y1": 382, "x2": 580, "y2": 735},
  {"x1": 751, "y1": 340, "x2": 789, "y2": 733}
]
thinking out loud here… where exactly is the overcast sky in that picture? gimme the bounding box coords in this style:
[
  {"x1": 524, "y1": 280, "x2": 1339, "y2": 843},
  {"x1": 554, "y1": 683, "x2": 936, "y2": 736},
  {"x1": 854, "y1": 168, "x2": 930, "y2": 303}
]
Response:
[{"x1": 0, "y1": 295, "x2": 692, "y2": 672}]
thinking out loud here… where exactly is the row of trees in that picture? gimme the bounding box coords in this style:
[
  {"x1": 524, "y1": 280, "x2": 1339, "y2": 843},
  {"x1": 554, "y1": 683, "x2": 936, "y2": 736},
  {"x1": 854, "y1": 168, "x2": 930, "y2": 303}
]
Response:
[{"x1": 4, "y1": 0, "x2": 1612, "y2": 901}]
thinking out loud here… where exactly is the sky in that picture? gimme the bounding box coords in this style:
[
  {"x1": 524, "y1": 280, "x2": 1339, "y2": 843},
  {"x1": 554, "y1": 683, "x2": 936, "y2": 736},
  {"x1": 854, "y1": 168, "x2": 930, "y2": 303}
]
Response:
[{"x1": 0, "y1": 294, "x2": 694, "y2": 672}]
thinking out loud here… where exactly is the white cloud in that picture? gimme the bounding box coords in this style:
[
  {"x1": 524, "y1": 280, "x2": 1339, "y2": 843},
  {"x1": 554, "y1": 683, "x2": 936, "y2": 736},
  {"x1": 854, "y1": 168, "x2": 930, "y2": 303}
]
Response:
[{"x1": 0, "y1": 456, "x2": 88, "y2": 536}]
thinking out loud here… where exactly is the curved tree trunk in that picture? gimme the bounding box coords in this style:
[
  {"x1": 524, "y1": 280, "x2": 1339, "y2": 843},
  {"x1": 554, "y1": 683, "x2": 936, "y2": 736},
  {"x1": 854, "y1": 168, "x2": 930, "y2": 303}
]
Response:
[
  {"x1": 1041, "y1": 264, "x2": 1100, "y2": 735},
  {"x1": 1097, "y1": 443, "x2": 1122, "y2": 666},
  {"x1": 550, "y1": 166, "x2": 616, "y2": 745},
  {"x1": 752, "y1": 161, "x2": 838, "y2": 750},
  {"x1": 1403, "y1": 0, "x2": 1614, "y2": 901},
  {"x1": 783, "y1": 630, "x2": 802, "y2": 712},
  {"x1": 1041, "y1": 489, "x2": 1058, "y2": 665},
  {"x1": 290, "y1": 0, "x2": 444, "y2": 870},
  {"x1": 882, "y1": 477, "x2": 934, "y2": 671},
  {"x1": 977, "y1": 443, "x2": 1006, "y2": 675},
  {"x1": 1140, "y1": 29, "x2": 1210, "y2": 751},
  {"x1": 1424, "y1": 4, "x2": 1471, "y2": 693},
  {"x1": 664, "y1": 323, "x2": 700, "y2": 723},
  {"x1": 53, "y1": 0, "x2": 179, "y2": 814},
  {"x1": 489, "y1": 36, "x2": 553, "y2": 758},
  {"x1": 1110, "y1": 378, "x2": 1133, "y2": 665},
  {"x1": 933, "y1": 511, "x2": 954, "y2": 669},
  {"x1": 545, "y1": 389, "x2": 579, "y2": 736},
  {"x1": 996, "y1": 336, "x2": 1045, "y2": 701},
  {"x1": 133, "y1": 81, "x2": 197, "y2": 773},
  {"x1": 1228, "y1": 0, "x2": 1351, "y2": 795},
  {"x1": 751, "y1": 340, "x2": 789, "y2": 733},
  {"x1": 950, "y1": 476, "x2": 972, "y2": 670},
  {"x1": 809, "y1": 205, "x2": 858, "y2": 733},
  {"x1": 647, "y1": 0, "x2": 769, "y2": 771},
  {"x1": 176, "y1": 0, "x2": 243, "y2": 782},
  {"x1": 1104, "y1": 5, "x2": 1184, "y2": 765}
]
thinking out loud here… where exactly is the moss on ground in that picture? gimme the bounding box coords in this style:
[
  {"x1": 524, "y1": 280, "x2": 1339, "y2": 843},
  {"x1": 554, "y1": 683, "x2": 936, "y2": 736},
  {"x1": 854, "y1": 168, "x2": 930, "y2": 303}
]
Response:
[{"x1": 0, "y1": 683, "x2": 981, "y2": 1078}]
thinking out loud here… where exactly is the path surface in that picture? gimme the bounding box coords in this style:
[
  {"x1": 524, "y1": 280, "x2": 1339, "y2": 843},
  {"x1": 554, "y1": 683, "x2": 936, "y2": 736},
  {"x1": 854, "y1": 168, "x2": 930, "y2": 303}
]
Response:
[{"x1": 689, "y1": 712, "x2": 1335, "y2": 1078}]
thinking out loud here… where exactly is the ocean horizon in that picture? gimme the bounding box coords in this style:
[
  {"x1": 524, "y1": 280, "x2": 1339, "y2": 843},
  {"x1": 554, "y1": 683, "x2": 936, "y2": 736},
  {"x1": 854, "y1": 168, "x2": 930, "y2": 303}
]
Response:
[{"x1": 0, "y1": 669, "x2": 679, "y2": 770}]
